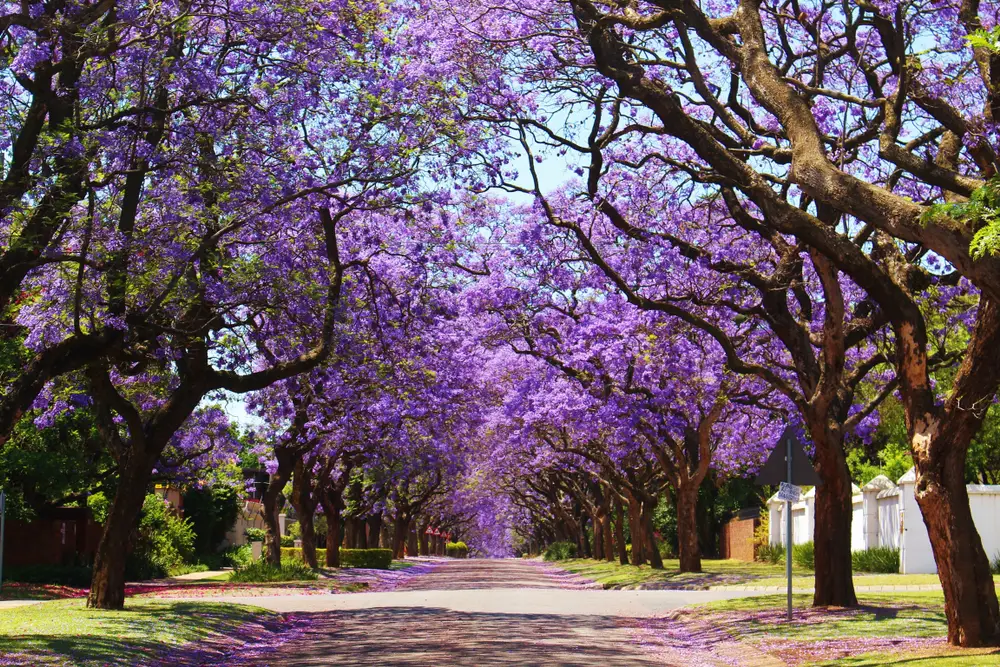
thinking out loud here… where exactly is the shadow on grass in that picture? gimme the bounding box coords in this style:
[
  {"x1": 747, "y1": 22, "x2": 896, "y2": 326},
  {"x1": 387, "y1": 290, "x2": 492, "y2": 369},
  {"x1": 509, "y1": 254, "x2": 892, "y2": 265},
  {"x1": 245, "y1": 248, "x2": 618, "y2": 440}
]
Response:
[{"x1": 0, "y1": 601, "x2": 271, "y2": 667}]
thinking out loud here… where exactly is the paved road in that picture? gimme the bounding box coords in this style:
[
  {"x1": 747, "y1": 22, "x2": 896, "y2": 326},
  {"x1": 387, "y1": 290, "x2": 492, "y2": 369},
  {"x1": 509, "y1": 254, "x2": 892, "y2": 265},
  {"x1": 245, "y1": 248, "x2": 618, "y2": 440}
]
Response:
[{"x1": 243, "y1": 559, "x2": 766, "y2": 666}]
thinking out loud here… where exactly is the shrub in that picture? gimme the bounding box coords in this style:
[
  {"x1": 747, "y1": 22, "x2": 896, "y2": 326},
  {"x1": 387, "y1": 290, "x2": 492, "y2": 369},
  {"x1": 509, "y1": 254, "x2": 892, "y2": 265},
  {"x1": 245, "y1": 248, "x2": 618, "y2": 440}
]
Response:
[
  {"x1": 245, "y1": 527, "x2": 266, "y2": 543},
  {"x1": 340, "y1": 548, "x2": 393, "y2": 569},
  {"x1": 280, "y1": 534, "x2": 294, "y2": 547},
  {"x1": 792, "y1": 541, "x2": 815, "y2": 570},
  {"x1": 281, "y1": 546, "x2": 328, "y2": 564},
  {"x1": 446, "y1": 542, "x2": 469, "y2": 558},
  {"x1": 224, "y1": 544, "x2": 254, "y2": 569},
  {"x1": 852, "y1": 547, "x2": 900, "y2": 573},
  {"x1": 757, "y1": 542, "x2": 785, "y2": 565},
  {"x1": 543, "y1": 541, "x2": 578, "y2": 561},
  {"x1": 230, "y1": 560, "x2": 317, "y2": 583},
  {"x1": 127, "y1": 494, "x2": 196, "y2": 579},
  {"x1": 992, "y1": 552, "x2": 1000, "y2": 576}
]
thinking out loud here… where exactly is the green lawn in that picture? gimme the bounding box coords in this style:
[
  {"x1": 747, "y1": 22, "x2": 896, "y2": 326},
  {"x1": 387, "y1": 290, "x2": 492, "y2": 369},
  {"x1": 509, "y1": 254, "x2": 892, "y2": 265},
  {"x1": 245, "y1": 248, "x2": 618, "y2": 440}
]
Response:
[
  {"x1": 0, "y1": 598, "x2": 275, "y2": 666},
  {"x1": 554, "y1": 558, "x2": 812, "y2": 588},
  {"x1": 553, "y1": 557, "x2": 999, "y2": 590},
  {"x1": 684, "y1": 592, "x2": 1000, "y2": 666}
]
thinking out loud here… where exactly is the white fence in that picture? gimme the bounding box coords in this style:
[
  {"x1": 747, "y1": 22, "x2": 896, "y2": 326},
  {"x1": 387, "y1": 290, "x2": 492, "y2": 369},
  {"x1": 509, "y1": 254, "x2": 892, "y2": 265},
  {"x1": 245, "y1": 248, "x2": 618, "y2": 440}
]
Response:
[{"x1": 767, "y1": 468, "x2": 1000, "y2": 574}]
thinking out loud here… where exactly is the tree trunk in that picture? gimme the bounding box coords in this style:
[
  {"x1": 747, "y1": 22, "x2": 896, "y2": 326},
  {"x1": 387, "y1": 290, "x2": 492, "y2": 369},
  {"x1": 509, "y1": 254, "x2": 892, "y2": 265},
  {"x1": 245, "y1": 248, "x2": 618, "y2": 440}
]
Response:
[
  {"x1": 87, "y1": 457, "x2": 151, "y2": 609},
  {"x1": 602, "y1": 515, "x2": 614, "y2": 562},
  {"x1": 676, "y1": 483, "x2": 702, "y2": 573},
  {"x1": 916, "y1": 460, "x2": 1000, "y2": 645},
  {"x1": 641, "y1": 499, "x2": 663, "y2": 570},
  {"x1": 627, "y1": 495, "x2": 645, "y2": 565},
  {"x1": 591, "y1": 512, "x2": 603, "y2": 560},
  {"x1": 614, "y1": 496, "x2": 629, "y2": 565},
  {"x1": 811, "y1": 425, "x2": 858, "y2": 607},
  {"x1": 343, "y1": 517, "x2": 356, "y2": 548},
  {"x1": 418, "y1": 519, "x2": 430, "y2": 555},
  {"x1": 261, "y1": 450, "x2": 296, "y2": 566},
  {"x1": 322, "y1": 501, "x2": 341, "y2": 568},
  {"x1": 407, "y1": 519, "x2": 418, "y2": 557},
  {"x1": 392, "y1": 515, "x2": 408, "y2": 559},
  {"x1": 367, "y1": 515, "x2": 382, "y2": 548},
  {"x1": 291, "y1": 459, "x2": 318, "y2": 568},
  {"x1": 357, "y1": 517, "x2": 368, "y2": 548}
]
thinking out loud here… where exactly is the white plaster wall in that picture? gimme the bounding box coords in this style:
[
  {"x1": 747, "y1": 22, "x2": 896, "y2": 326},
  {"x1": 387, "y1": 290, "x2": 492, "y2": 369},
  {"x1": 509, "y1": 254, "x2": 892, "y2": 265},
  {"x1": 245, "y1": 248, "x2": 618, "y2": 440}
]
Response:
[{"x1": 851, "y1": 497, "x2": 865, "y2": 552}]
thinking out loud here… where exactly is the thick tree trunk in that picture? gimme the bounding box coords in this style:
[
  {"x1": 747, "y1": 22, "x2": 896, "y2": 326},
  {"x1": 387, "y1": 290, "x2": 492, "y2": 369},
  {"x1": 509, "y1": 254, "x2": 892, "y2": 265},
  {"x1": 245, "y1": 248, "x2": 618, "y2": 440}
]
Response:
[
  {"x1": 343, "y1": 517, "x2": 356, "y2": 548},
  {"x1": 602, "y1": 515, "x2": 614, "y2": 562},
  {"x1": 627, "y1": 495, "x2": 645, "y2": 566},
  {"x1": 407, "y1": 520, "x2": 418, "y2": 557},
  {"x1": 291, "y1": 460, "x2": 318, "y2": 568},
  {"x1": 905, "y1": 299, "x2": 1000, "y2": 646},
  {"x1": 640, "y1": 500, "x2": 664, "y2": 570},
  {"x1": 367, "y1": 515, "x2": 382, "y2": 548},
  {"x1": 915, "y1": 460, "x2": 1000, "y2": 646},
  {"x1": 591, "y1": 512, "x2": 603, "y2": 560},
  {"x1": 261, "y1": 450, "x2": 296, "y2": 566},
  {"x1": 614, "y1": 496, "x2": 629, "y2": 565},
  {"x1": 357, "y1": 517, "x2": 368, "y2": 548},
  {"x1": 418, "y1": 519, "x2": 430, "y2": 555},
  {"x1": 322, "y1": 502, "x2": 341, "y2": 568},
  {"x1": 810, "y1": 425, "x2": 858, "y2": 607},
  {"x1": 392, "y1": 515, "x2": 408, "y2": 559},
  {"x1": 676, "y1": 484, "x2": 702, "y2": 573},
  {"x1": 87, "y1": 457, "x2": 151, "y2": 609}
]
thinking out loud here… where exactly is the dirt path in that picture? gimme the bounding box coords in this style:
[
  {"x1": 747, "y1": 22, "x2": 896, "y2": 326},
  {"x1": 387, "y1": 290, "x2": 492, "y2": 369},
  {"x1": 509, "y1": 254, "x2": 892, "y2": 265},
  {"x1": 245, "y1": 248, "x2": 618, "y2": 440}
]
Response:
[{"x1": 249, "y1": 559, "x2": 769, "y2": 666}]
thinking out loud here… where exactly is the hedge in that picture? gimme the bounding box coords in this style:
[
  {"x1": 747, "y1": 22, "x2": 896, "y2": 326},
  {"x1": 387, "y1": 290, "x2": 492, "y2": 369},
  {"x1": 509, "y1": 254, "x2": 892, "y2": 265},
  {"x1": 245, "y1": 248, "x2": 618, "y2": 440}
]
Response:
[
  {"x1": 446, "y1": 541, "x2": 469, "y2": 558},
  {"x1": 281, "y1": 546, "x2": 393, "y2": 569},
  {"x1": 340, "y1": 548, "x2": 393, "y2": 569}
]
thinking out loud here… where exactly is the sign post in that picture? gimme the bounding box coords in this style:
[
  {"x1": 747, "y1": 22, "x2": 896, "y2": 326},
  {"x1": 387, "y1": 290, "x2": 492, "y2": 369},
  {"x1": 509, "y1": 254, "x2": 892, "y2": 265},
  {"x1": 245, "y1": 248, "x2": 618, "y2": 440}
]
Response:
[
  {"x1": 785, "y1": 435, "x2": 793, "y2": 621},
  {"x1": 755, "y1": 426, "x2": 820, "y2": 623}
]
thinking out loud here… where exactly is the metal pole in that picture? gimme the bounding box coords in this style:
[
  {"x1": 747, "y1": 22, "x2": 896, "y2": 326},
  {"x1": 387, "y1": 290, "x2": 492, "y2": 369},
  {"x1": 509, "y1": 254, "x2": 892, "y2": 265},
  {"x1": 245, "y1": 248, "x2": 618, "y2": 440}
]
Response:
[
  {"x1": 0, "y1": 490, "x2": 6, "y2": 597},
  {"x1": 786, "y1": 435, "x2": 793, "y2": 622}
]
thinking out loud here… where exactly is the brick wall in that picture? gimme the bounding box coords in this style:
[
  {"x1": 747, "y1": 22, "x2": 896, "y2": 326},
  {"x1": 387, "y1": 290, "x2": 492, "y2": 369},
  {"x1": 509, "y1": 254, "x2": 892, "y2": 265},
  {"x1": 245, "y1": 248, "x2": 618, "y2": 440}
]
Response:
[{"x1": 721, "y1": 515, "x2": 758, "y2": 562}]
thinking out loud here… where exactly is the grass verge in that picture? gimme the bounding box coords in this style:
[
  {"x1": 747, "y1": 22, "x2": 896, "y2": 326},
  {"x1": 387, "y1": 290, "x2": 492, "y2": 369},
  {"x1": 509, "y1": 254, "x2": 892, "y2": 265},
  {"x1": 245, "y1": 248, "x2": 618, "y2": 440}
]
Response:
[{"x1": 0, "y1": 598, "x2": 275, "y2": 666}]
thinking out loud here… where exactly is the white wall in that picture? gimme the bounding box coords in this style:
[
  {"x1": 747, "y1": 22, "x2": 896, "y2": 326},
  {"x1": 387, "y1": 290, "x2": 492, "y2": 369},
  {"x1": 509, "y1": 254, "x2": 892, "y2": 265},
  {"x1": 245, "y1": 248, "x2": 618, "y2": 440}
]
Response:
[{"x1": 769, "y1": 470, "x2": 1000, "y2": 574}]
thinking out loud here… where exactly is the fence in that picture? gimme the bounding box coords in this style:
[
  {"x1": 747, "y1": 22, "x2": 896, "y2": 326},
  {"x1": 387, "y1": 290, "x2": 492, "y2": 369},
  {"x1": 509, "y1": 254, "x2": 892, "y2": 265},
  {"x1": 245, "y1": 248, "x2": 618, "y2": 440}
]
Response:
[{"x1": 767, "y1": 468, "x2": 1000, "y2": 574}]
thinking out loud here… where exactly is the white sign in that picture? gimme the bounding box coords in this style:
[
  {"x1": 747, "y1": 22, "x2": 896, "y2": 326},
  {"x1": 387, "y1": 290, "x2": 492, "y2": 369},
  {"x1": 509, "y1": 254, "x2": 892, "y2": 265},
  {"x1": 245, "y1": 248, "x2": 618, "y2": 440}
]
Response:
[{"x1": 777, "y1": 482, "x2": 802, "y2": 503}]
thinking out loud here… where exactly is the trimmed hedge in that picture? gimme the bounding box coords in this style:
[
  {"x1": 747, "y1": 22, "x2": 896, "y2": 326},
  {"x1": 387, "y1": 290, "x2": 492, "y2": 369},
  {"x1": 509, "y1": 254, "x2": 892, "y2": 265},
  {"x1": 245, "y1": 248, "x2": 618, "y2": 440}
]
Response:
[
  {"x1": 281, "y1": 546, "x2": 392, "y2": 569},
  {"x1": 281, "y1": 546, "x2": 327, "y2": 563},
  {"x1": 340, "y1": 548, "x2": 393, "y2": 569},
  {"x1": 446, "y1": 541, "x2": 469, "y2": 558}
]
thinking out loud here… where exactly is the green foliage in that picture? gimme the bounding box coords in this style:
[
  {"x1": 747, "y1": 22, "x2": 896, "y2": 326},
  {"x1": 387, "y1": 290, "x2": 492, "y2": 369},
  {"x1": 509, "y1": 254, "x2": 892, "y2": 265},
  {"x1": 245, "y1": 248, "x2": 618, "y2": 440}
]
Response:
[
  {"x1": 967, "y1": 26, "x2": 1000, "y2": 53},
  {"x1": 281, "y1": 534, "x2": 294, "y2": 547},
  {"x1": 340, "y1": 548, "x2": 393, "y2": 569},
  {"x1": 281, "y1": 546, "x2": 327, "y2": 563},
  {"x1": 543, "y1": 541, "x2": 578, "y2": 561},
  {"x1": 288, "y1": 515, "x2": 328, "y2": 544},
  {"x1": 244, "y1": 527, "x2": 266, "y2": 543},
  {"x1": 182, "y1": 485, "x2": 241, "y2": 556},
  {"x1": 229, "y1": 560, "x2": 317, "y2": 582},
  {"x1": 852, "y1": 547, "x2": 900, "y2": 573},
  {"x1": 445, "y1": 541, "x2": 469, "y2": 558},
  {"x1": 0, "y1": 408, "x2": 111, "y2": 522},
  {"x1": 223, "y1": 544, "x2": 254, "y2": 569},
  {"x1": 127, "y1": 494, "x2": 196, "y2": 579},
  {"x1": 991, "y1": 552, "x2": 1000, "y2": 576},
  {"x1": 756, "y1": 542, "x2": 785, "y2": 565},
  {"x1": 87, "y1": 492, "x2": 110, "y2": 524},
  {"x1": 922, "y1": 176, "x2": 1000, "y2": 259},
  {"x1": 792, "y1": 541, "x2": 815, "y2": 570},
  {"x1": 847, "y1": 439, "x2": 913, "y2": 486}
]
